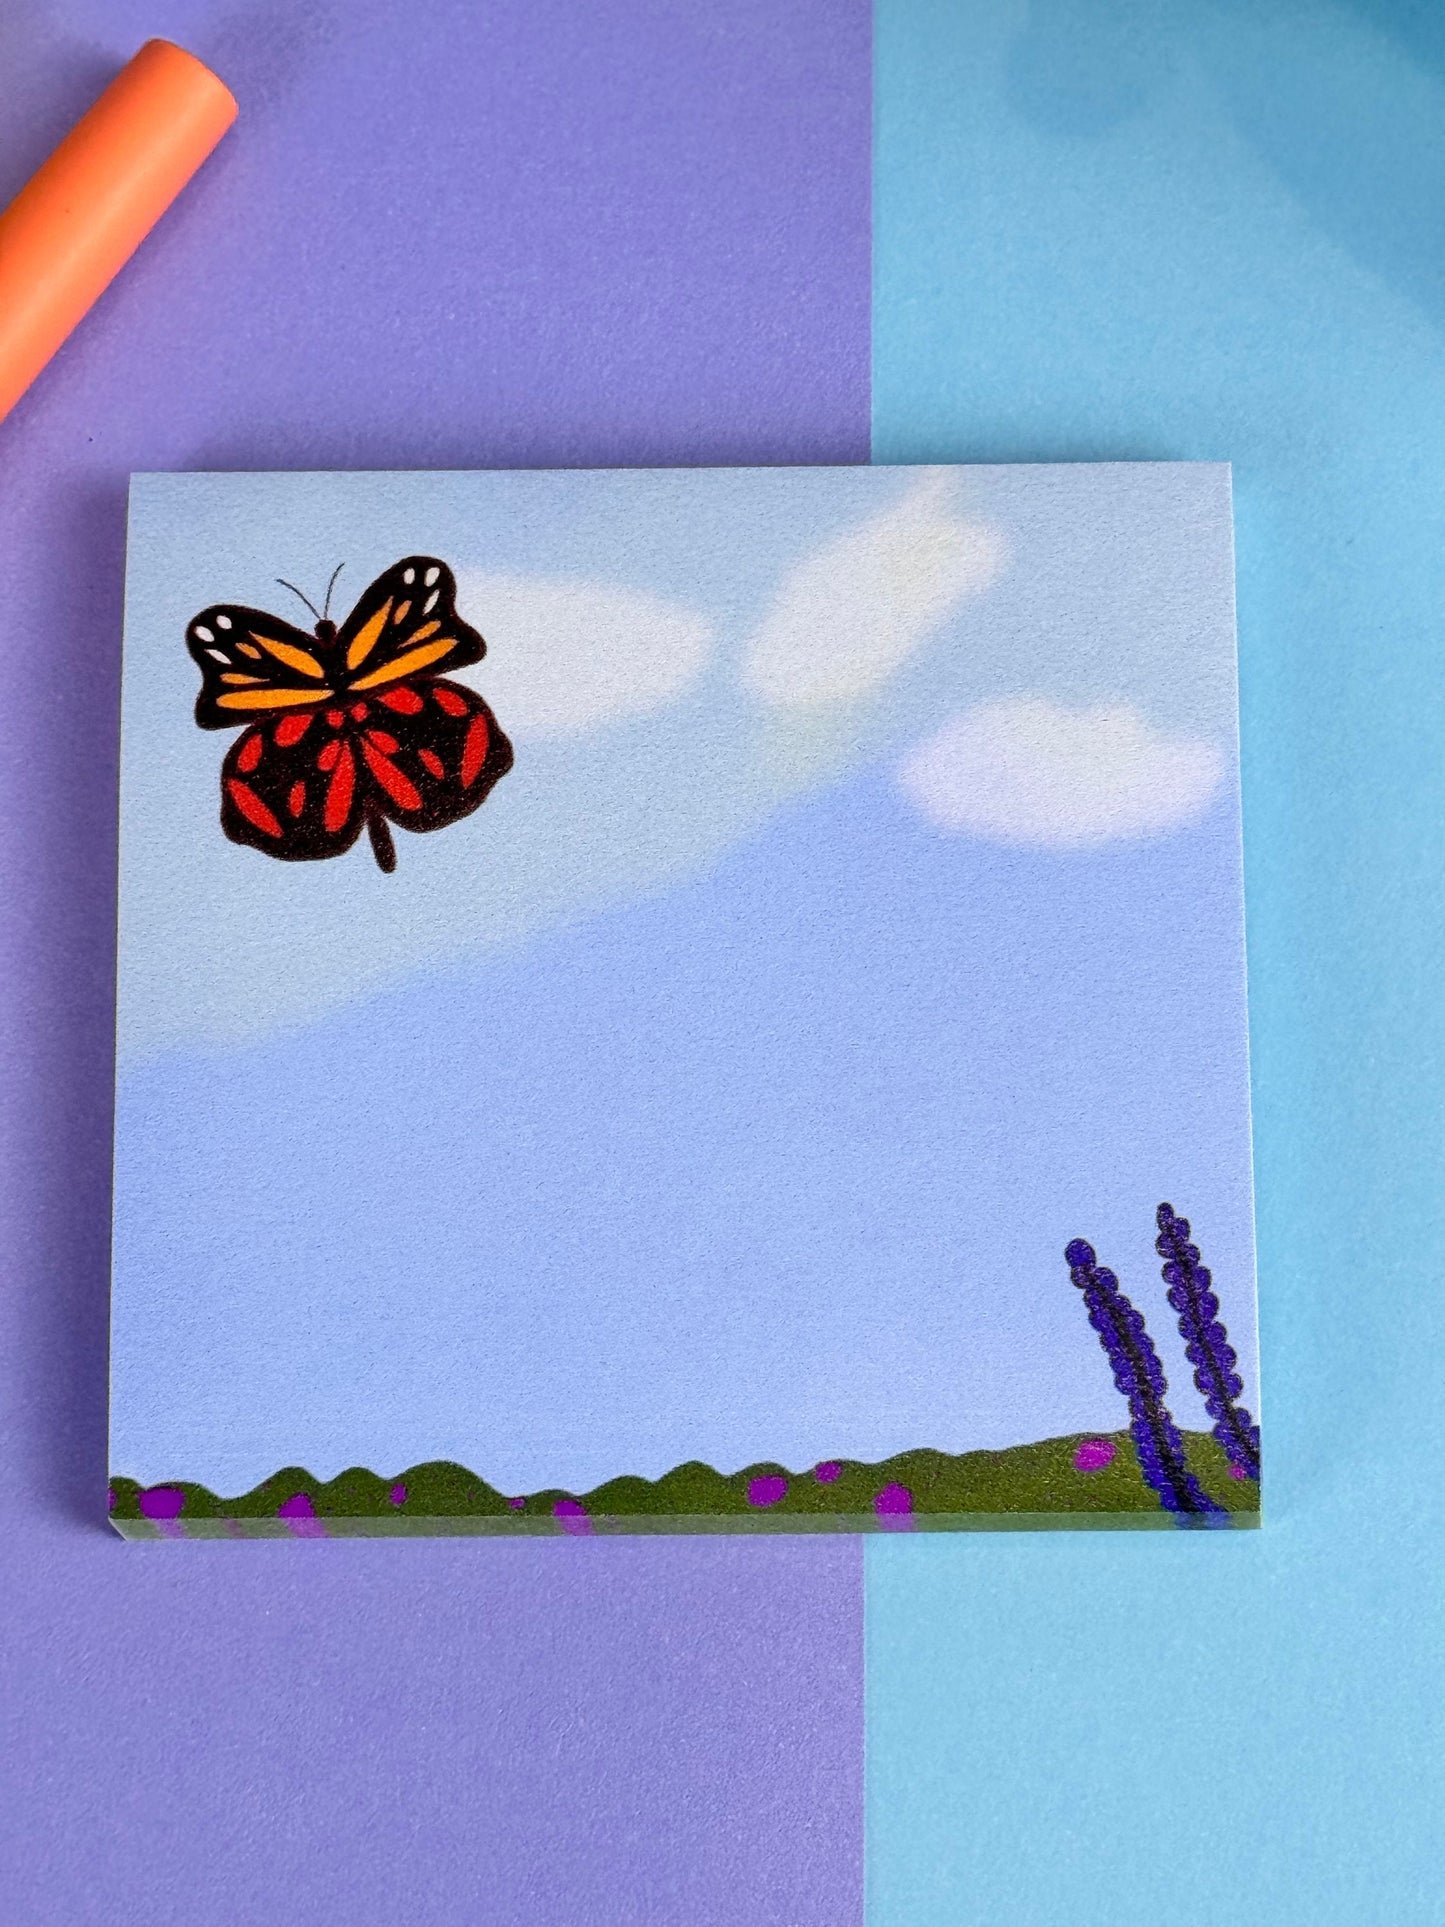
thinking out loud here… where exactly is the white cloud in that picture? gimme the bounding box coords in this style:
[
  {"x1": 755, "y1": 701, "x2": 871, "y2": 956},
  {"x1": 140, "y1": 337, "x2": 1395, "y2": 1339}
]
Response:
[
  {"x1": 740, "y1": 468, "x2": 1005, "y2": 708},
  {"x1": 897, "y1": 699, "x2": 1224, "y2": 847},
  {"x1": 456, "y1": 573, "x2": 713, "y2": 738}
]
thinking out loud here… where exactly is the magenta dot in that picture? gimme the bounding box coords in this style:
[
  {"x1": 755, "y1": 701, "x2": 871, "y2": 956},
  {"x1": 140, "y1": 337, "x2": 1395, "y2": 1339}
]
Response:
[
  {"x1": 507, "y1": 1496, "x2": 526, "y2": 1510},
  {"x1": 138, "y1": 1486, "x2": 184, "y2": 1520},
  {"x1": 747, "y1": 1475, "x2": 788, "y2": 1507},
  {"x1": 1073, "y1": 1439, "x2": 1117, "y2": 1473},
  {"x1": 814, "y1": 1462, "x2": 843, "y2": 1485},
  {"x1": 1228, "y1": 1463, "x2": 1249, "y2": 1480},
  {"x1": 388, "y1": 1482, "x2": 407, "y2": 1506},
  {"x1": 278, "y1": 1491, "x2": 326, "y2": 1537},
  {"x1": 874, "y1": 1483, "x2": 913, "y2": 1515},
  {"x1": 553, "y1": 1498, "x2": 592, "y2": 1535},
  {"x1": 107, "y1": 1487, "x2": 116, "y2": 1513}
]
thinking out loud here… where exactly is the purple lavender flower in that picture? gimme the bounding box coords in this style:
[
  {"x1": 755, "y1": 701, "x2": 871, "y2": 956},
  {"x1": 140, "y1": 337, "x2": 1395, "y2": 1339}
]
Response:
[
  {"x1": 1156, "y1": 1203, "x2": 1260, "y2": 1483},
  {"x1": 1065, "y1": 1238, "x2": 1225, "y2": 1519}
]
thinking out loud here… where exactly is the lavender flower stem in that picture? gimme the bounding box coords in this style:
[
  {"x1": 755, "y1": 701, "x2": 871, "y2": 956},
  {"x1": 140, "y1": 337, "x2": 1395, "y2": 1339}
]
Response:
[
  {"x1": 1065, "y1": 1238, "x2": 1225, "y2": 1518},
  {"x1": 1155, "y1": 1203, "x2": 1261, "y2": 1483}
]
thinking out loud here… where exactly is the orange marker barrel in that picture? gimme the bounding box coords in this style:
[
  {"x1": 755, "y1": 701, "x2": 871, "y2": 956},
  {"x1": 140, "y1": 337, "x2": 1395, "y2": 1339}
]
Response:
[{"x1": 0, "y1": 39, "x2": 237, "y2": 424}]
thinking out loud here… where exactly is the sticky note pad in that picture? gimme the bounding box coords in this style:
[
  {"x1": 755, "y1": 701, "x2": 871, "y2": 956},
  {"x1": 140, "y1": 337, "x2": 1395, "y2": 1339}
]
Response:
[{"x1": 108, "y1": 464, "x2": 1259, "y2": 1537}]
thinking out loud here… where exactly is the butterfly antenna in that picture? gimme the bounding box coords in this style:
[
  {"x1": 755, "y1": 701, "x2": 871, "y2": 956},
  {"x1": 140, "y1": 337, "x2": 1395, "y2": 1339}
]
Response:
[
  {"x1": 275, "y1": 577, "x2": 323, "y2": 622},
  {"x1": 322, "y1": 562, "x2": 346, "y2": 622}
]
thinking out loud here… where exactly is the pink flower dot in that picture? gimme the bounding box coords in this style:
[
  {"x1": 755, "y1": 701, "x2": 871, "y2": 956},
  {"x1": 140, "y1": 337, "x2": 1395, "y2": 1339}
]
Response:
[
  {"x1": 388, "y1": 1482, "x2": 407, "y2": 1506},
  {"x1": 874, "y1": 1483, "x2": 913, "y2": 1515},
  {"x1": 814, "y1": 1462, "x2": 843, "y2": 1485},
  {"x1": 1073, "y1": 1439, "x2": 1117, "y2": 1473},
  {"x1": 1228, "y1": 1464, "x2": 1249, "y2": 1481},
  {"x1": 508, "y1": 1496, "x2": 526, "y2": 1510},
  {"x1": 138, "y1": 1486, "x2": 184, "y2": 1520},
  {"x1": 107, "y1": 1487, "x2": 116, "y2": 1513},
  {"x1": 747, "y1": 1475, "x2": 788, "y2": 1507},
  {"x1": 553, "y1": 1498, "x2": 592, "y2": 1535},
  {"x1": 278, "y1": 1491, "x2": 326, "y2": 1537}
]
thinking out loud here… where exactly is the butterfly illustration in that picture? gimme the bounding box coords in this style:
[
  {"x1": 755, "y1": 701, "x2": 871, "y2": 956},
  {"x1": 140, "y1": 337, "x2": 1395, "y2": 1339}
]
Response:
[{"x1": 188, "y1": 556, "x2": 512, "y2": 873}]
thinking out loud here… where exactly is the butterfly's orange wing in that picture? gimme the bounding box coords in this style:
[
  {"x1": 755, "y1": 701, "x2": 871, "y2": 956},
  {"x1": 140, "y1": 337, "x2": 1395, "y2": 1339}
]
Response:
[
  {"x1": 332, "y1": 556, "x2": 484, "y2": 694},
  {"x1": 188, "y1": 606, "x2": 339, "y2": 730}
]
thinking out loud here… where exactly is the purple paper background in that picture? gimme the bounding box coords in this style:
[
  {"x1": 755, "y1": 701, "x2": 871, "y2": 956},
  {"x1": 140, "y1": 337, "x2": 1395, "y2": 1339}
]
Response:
[{"x1": 0, "y1": 5, "x2": 870, "y2": 1922}]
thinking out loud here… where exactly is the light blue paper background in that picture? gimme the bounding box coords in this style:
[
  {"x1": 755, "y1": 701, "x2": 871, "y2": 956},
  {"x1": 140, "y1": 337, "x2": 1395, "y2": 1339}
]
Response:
[
  {"x1": 111, "y1": 463, "x2": 1255, "y2": 1493},
  {"x1": 870, "y1": 3, "x2": 1445, "y2": 1923}
]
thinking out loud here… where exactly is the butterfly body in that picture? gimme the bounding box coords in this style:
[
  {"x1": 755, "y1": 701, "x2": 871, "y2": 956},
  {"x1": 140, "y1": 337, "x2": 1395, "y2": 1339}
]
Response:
[{"x1": 188, "y1": 557, "x2": 512, "y2": 872}]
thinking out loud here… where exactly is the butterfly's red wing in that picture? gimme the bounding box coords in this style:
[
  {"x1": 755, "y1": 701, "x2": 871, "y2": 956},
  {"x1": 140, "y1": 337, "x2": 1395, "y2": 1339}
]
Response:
[
  {"x1": 333, "y1": 556, "x2": 485, "y2": 694},
  {"x1": 354, "y1": 678, "x2": 513, "y2": 835},
  {"x1": 219, "y1": 710, "x2": 367, "y2": 861},
  {"x1": 188, "y1": 606, "x2": 338, "y2": 730}
]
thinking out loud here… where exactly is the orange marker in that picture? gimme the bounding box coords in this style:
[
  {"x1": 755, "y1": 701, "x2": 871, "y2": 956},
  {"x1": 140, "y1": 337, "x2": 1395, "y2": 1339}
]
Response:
[{"x1": 0, "y1": 39, "x2": 237, "y2": 425}]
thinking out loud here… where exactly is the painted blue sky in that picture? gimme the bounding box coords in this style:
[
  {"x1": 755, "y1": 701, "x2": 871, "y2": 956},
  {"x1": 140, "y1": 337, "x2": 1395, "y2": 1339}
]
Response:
[{"x1": 111, "y1": 464, "x2": 1256, "y2": 1491}]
